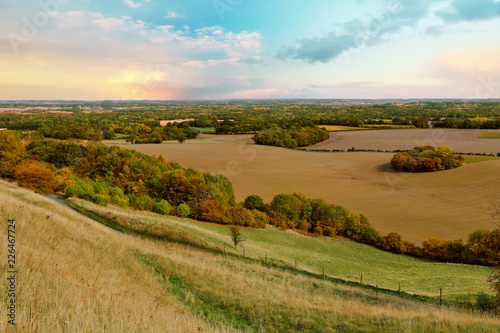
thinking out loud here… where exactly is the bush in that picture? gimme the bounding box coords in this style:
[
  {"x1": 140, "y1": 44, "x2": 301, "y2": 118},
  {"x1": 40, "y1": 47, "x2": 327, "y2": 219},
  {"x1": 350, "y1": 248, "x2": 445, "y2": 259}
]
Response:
[
  {"x1": 155, "y1": 199, "x2": 171, "y2": 215},
  {"x1": 178, "y1": 203, "x2": 191, "y2": 217},
  {"x1": 94, "y1": 193, "x2": 111, "y2": 206},
  {"x1": 476, "y1": 293, "x2": 493, "y2": 312},
  {"x1": 111, "y1": 195, "x2": 129, "y2": 208},
  {"x1": 381, "y1": 232, "x2": 407, "y2": 254}
]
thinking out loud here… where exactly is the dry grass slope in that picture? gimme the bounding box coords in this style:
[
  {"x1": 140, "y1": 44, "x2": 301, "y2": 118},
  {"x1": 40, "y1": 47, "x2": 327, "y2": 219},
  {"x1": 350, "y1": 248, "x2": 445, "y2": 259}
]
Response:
[
  {"x1": 2, "y1": 181, "x2": 500, "y2": 332},
  {"x1": 0, "y1": 181, "x2": 231, "y2": 333}
]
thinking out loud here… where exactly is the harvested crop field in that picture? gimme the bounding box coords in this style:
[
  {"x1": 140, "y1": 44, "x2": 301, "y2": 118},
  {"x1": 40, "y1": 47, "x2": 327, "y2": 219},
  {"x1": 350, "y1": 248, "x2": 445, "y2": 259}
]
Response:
[
  {"x1": 104, "y1": 134, "x2": 500, "y2": 243},
  {"x1": 310, "y1": 129, "x2": 500, "y2": 155}
]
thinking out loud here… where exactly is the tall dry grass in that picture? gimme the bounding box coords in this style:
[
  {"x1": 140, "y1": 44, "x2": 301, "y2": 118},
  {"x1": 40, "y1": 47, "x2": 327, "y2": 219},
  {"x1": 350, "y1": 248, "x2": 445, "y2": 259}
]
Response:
[
  {"x1": 1, "y1": 181, "x2": 499, "y2": 332},
  {"x1": 0, "y1": 181, "x2": 233, "y2": 333}
]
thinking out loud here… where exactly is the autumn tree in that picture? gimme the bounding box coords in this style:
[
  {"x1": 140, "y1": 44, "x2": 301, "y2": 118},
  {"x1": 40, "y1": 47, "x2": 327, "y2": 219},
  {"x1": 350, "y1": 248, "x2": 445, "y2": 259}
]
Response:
[
  {"x1": 13, "y1": 160, "x2": 57, "y2": 194},
  {"x1": 0, "y1": 131, "x2": 25, "y2": 177}
]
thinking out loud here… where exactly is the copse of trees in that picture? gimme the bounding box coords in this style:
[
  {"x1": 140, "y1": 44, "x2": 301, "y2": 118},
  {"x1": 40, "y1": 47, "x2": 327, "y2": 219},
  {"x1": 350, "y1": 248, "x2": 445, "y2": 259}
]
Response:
[
  {"x1": 254, "y1": 126, "x2": 329, "y2": 149},
  {"x1": 125, "y1": 124, "x2": 198, "y2": 144},
  {"x1": 412, "y1": 117, "x2": 430, "y2": 128},
  {"x1": 433, "y1": 118, "x2": 500, "y2": 129},
  {"x1": 391, "y1": 145, "x2": 464, "y2": 172}
]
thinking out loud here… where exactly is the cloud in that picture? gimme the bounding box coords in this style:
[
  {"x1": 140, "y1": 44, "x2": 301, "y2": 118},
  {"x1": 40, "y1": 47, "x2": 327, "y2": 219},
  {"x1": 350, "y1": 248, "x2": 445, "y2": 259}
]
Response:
[
  {"x1": 440, "y1": 0, "x2": 500, "y2": 22},
  {"x1": 165, "y1": 11, "x2": 184, "y2": 19},
  {"x1": 277, "y1": 0, "x2": 435, "y2": 64},
  {"x1": 277, "y1": 33, "x2": 356, "y2": 64},
  {"x1": 123, "y1": 0, "x2": 150, "y2": 9},
  {"x1": 0, "y1": 9, "x2": 264, "y2": 100}
]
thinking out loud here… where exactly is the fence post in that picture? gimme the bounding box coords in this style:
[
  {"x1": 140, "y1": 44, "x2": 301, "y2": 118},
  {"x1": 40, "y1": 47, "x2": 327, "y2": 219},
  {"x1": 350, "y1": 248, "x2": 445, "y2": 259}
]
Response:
[
  {"x1": 398, "y1": 281, "x2": 401, "y2": 292},
  {"x1": 323, "y1": 267, "x2": 325, "y2": 280},
  {"x1": 295, "y1": 260, "x2": 297, "y2": 270},
  {"x1": 440, "y1": 288, "x2": 443, "y2": 308},
  {"x1": 360, "y1": 274, "x2": 363, "y2": 284},
  {"x1": 376, "y1": 285, "x2": 379, "y2": 297},
  {"x1": 265, "y1": 252, "x2": 267, "y2": 262},
  {"x1": 243, "y1": 248, "x2": 245, "y2": 258}
]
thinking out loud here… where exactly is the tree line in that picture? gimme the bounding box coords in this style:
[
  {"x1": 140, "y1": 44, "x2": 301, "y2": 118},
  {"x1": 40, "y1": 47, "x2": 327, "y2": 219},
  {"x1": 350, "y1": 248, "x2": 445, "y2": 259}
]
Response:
[{"x1": 253, "y1": 126, "x2": 330, "y2": 148}]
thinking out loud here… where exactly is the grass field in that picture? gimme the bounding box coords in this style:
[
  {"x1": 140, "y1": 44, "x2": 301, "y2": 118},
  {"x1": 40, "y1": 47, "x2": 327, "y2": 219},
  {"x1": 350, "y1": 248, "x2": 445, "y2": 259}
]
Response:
[
  {"x1": 310, "y1": 129, "x2": 500, "y2": 154},
  {"x1": 104, "y1": 135, "x2": 500, "y2": 243},
  {"x1": 320, "y1": 125, "x2": 368, "y2": 131},
  {"x1": 479, "y1": 132, "x2": 500, "y2": 139},
  {"x1": 113, "y1": 133, "x2": 129, "y2": 139},
  {"x1": 464, "y1": 155, "x2": 500, "y2": 163},
  {"x1": 68, "y1": 198, "x2": 495, "y2": 298},
  {"x1": 3, "y1": 181, "x2": 499, "y2": 332},
  {"x1": 193, "y1": 127, "x2": 216, "y2": 134}
]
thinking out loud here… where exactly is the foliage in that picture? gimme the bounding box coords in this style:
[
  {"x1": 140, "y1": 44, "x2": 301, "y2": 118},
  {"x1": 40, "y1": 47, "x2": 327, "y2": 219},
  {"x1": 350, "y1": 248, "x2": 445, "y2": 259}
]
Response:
[
  {"x1": 155, "y1": 200, "x2": 171, "y2": 215},
  {"x1": 254, "y1": 126, "x2": 329, "y2": 148},
  {"x1": 391, "y1": 145, "x2": 464, "y2": 172},
  {"x1": 475, "y1": 293, "x2": 494, "y2": 312},
  {"x1": 381, "y1": 232, "x2": 407, "y2": 254},
  {"x1": 177, "y1": 203, "x2": 191, "y2": 217},
  {"x1": 13, "y1": 160, "x2": 57, "y2": 194},
  {"x1": 26, "y1": 140, "x2": 87, "y2": 168},
  {"x1": 243, "y1": 194, "x2": 265, "y2": 211},
  {"x1": 412, "y1": 117, "x2": 430, "y2": 128},
  {"x1": 229, "y1": 225, "x2": 244, "y2": 249},
  {"x1": 0, "y1": 131, "x2": 26, "y2": 177}
]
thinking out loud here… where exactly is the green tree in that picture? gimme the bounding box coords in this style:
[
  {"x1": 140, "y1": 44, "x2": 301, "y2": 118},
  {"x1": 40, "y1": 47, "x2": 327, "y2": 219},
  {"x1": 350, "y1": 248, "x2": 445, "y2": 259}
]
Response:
[
  {"x1": 229, "y1": 225, "x2": 244, "y2": 249},
  {"x1": 243, "y1": 194, "x2": 265, "y2": 211},
  {"x1": 413, "y1": 117, "x2": 429, "y2": 128}
]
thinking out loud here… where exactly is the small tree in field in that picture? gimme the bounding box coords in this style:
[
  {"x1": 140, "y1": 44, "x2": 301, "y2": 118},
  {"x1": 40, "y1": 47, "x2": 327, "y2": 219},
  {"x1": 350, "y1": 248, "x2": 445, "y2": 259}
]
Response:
[{"x1": 229, "y1": 225, "x2": 244, "y2": 249}]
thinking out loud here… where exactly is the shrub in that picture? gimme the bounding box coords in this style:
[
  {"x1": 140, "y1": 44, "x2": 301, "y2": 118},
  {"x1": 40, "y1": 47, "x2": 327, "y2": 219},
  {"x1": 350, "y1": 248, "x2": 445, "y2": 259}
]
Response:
[
  {"x1": 94, "y1": 193, "x2": 111, "y2": 206},
  {"x1": 476, "y1": 293, "x2": 493, "y2": 312},
  {"x1": 178, "y1": 203, "x2": 191, "y2": 217},
  {"x1": 111, "y1": 195, "x2": 129, "y2": 208},
  {"x1": 155, "y1": 199, "x2": 171, "y2": 215},
  {"x1": 381, "y1": 232, "x2": 407, "y2": 254},
  {"x1": 252, "y1": 210, "x2": 269, "y2": 228}
]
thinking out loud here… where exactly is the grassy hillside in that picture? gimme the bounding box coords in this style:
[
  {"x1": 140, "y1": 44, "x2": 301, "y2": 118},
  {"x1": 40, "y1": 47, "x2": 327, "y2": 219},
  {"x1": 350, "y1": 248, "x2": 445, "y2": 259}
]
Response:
[
  {"x1": 2, "y1": 182, "x2": 500, "y2": 332},
  {"x1": 70, "y1": 198, "x2": 494, "y2": 299},
  {"x1": 0, "y1": 181, "x2": 230, "y2": 333}
]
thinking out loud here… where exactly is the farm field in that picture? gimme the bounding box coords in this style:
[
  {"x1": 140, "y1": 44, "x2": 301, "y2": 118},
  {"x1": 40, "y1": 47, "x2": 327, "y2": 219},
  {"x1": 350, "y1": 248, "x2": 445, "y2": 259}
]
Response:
[
  {"x1": 320, "y1": 125, "x2": 369, "y2": 131},
  {"x1": 3, "y1": 181, "x2": 500, "y2": 332},
  {"x1": 69, "y1": 197, "x2": 495, "y2": 298},
  {"x1": 479, "y1": 132, "x2": 500, "y2": 139},
  {"x1": 309, "y1": 129, "x2": 500, "y2": 154},
  {"x1": 104, "y1": 132, "x2": 500, "y2": 243}
]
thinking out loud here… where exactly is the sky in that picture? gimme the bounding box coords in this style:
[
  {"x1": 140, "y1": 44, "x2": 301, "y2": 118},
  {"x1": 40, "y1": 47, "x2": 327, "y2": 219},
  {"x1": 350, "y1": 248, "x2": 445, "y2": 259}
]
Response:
[{"x1": 0, "y1": 0, "x2": 499, "y2": 100}]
